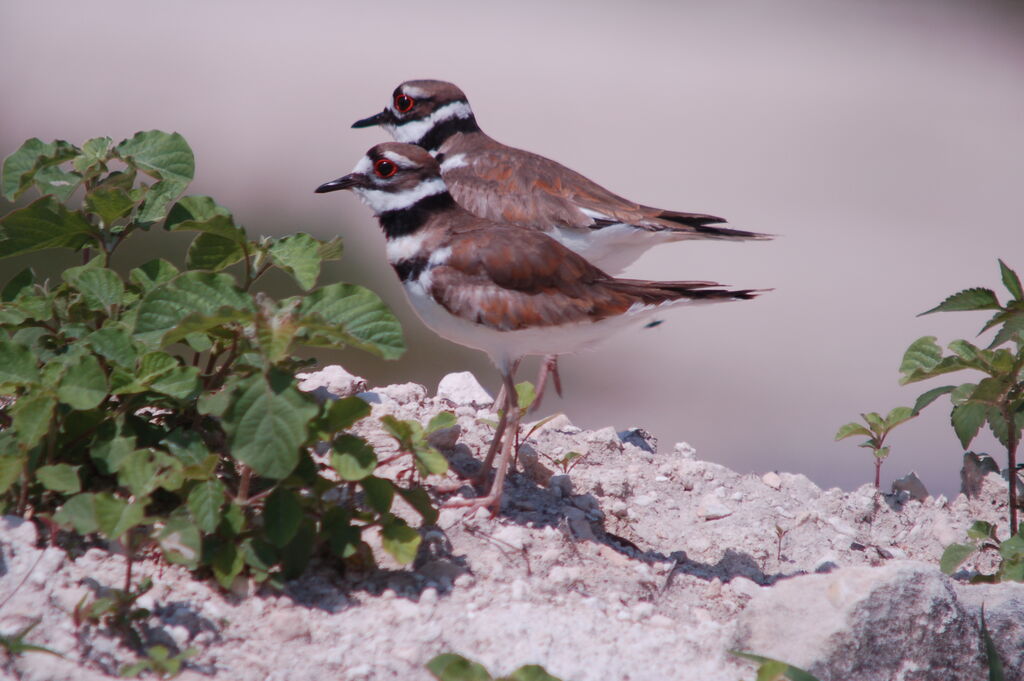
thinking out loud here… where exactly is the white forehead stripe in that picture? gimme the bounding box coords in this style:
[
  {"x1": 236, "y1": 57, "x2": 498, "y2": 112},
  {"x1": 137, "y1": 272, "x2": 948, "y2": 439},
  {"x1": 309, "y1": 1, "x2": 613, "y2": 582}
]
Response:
[
  {"x1": 400, "y1": 85, "x2": 428, "y2": 98},
  {"x1": 354, "y1": 177, "x2": 447, "y2": 214},
  {"x1": 392, "y1": 101, "x2": 474, "y2": 145}
]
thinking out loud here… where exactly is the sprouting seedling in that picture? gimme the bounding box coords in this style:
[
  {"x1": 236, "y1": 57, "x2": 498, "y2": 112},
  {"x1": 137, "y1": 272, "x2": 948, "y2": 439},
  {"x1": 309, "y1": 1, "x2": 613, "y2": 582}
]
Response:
[
  {"x1": 835, "y1": 407, "x2": 917, "y2": 488},
  {"x1": 0, "y1": 620, "x2": 61, "y2": 659},
  {"x1": 900, "y1": 259, "x2": 1024, "y2": 534},
  {"x1": 729, "y1": 651, "x2": 822, "y2": 681},
  {"x1": 774, "y1": 523, "x2": 789, "y2": 562}
]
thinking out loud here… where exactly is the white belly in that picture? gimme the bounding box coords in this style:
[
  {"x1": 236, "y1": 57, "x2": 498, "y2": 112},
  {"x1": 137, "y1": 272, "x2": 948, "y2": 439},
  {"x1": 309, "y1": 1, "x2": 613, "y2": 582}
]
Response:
[{"x1": 550, "y1": 223, "x2": 667, "y2": 274}]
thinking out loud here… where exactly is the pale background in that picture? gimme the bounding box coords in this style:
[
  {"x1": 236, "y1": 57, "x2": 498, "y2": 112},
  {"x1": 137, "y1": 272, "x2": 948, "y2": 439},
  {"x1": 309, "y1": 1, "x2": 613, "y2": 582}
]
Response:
[{"x1": 2, "y1": 0, "x2": 1023, "y2": 496}]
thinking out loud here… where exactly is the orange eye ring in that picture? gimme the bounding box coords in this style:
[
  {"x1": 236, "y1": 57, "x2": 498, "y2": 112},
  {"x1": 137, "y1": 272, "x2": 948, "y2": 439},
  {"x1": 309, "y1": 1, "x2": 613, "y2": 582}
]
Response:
[
  {"x1": 373, "y1": 158, "x2": 398, "y2": 179},
  {"x1": 394, "y1": 94, "x2": 415, "y2": 113}
]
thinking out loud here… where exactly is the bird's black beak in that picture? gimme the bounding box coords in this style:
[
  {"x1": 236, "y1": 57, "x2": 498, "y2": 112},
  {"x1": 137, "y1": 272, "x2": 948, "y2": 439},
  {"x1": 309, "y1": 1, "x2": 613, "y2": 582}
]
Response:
[
  {"x1": 351, "y1": 109, "x2": 395, "y2": 128},
  {"x1": 314, "y1": 173, "x2": 366, "y2": 194}
]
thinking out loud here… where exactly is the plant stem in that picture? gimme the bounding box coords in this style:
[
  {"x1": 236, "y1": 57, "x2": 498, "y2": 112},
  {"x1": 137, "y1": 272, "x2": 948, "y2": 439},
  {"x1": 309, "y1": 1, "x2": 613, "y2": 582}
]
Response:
[
  {"x1": 874, "y1": 459, "x2": 881, "y2": 489},
  {"x1": 16, "y1": 461, "x2": 30, "y2": 516},
  {"x1": 237, "y1": 465, "x2": 252, "y2": 505},
  {"x1": 124, "y1": 543, "x2": 134, "y2": 593},
  {"x1": 1004, "y1": 403, "x2": 1019, "y2": 535}
]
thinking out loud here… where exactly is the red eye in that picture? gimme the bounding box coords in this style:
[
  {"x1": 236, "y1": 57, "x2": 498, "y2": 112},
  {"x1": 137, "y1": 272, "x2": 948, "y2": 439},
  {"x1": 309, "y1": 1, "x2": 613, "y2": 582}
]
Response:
[
  {"x1": 373, "y1": 158, "x2": 397, "y2": 178},
  {"x1": 394, "y1": 94, "x2": 415, "y2": 113}
]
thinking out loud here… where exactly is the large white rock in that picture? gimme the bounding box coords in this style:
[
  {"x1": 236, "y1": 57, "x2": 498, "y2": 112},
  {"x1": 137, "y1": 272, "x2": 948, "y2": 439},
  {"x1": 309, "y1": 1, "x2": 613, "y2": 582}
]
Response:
[
  {"x1": 436, "y1": 371, "x2": 493, "y2": 407},
  {"x1": 296, "y1": 365, "x2": 368, "y2": 400},
  {"x1": 733, "y1": 562, "x2": 988, "y2": 680}
]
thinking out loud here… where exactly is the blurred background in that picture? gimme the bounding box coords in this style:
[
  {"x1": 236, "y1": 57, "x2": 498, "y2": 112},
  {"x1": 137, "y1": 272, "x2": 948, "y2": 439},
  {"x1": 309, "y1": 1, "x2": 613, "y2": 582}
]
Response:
[{"x1": 2, "y1": 0, "x2": 1023, "y2": 496}]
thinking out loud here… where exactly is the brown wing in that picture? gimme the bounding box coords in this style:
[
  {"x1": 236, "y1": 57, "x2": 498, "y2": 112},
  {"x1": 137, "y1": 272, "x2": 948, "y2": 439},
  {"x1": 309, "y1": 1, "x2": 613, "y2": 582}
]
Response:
[
  {"x1": 428, "y1": 226, "x2": 758, "y2": 331},
  {"x1": 441, "y1": 139, "x2": 769, "y2": 240}
]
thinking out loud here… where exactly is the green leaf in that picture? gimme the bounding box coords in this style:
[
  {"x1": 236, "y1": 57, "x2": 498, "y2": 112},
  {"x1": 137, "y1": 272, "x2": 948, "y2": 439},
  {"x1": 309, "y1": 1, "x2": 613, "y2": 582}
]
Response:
[
  {"x1": 281, "y1": 517, "x2": 316, "y2": 579},
  {"x1": 884, "y1": 406, "x2": 916, "y2": 429},
  {"x1": 129, "y1": 259, "x2": 179, "y2": 293},
  {"x1": 427, "y1": 411, "x2": 457, "y2": 434},
  {"x1": 162, "y1": 430, "x2": 210, "y2": 467},
  {"x1": 998, "y1": 533, "x2": 1024, "y2": 562},
  {"x1": 36, "y1": 464, "x2": 81, "y2": 494},
  {"x1": 186, "y1": 232, "x2": 245, "y2": 271},
  {"x1": 899, "y1": 336, "x2": 943, "y2": 377},
  {"x1": 94, "y1": 493, "x2": 146, "y2": 538},
  {"x1": 318, "y1": 236, "x2": 344, "y2": 262},
  {"x1": 515, "y1": 382, "x2": 537, "y2": 411},
  {"x1": 381, "y1": 518, "x2": 421, "y2": 565},
  {"x1": 190, "y1": 477, "x2": 228, "y2": 532},
  {"x1": 254, "y1": 302, "x2": 298, "y2": 364},
  {"x1": 998, "y1": 260, "x2": 1022, "y2": 302},
  {"x1": 134, "y1": 271, "x2": 254, "y2": 345},
  {"x1": 413, "y1": 443, "x2": 449, "y2": 477},
  {"x1": 53, "y1": 493, "x2": 99, "y2": 534},
  {"x1": 269, "y1": 234, "x2": 322, "y2": 290},
  {"x1": 84, "y1": 187, "x2": 136, "y2": 226},
  {"x1": 74, "y1": 136, "x2": 112, "y2": 175},
  {"x1": 2, "y1": 268, "x2": 35, "y2": 301},
  {"x1": 396, "y1": 486, "x2": 439, "y2": 525},
  {"x1": 980, "y1": 608, "x2": 1006, "y2": 681},
  {"x1": 57, "y1": 353, "x2": 107, "y2": 409},
  {"x1": 0, "y1": 196, "x2": 96, "y2": 258},
  {"x1": 322, "y1": 508, "x2": 361, "y2": 558},
  {"x1": 361, "y1": 476, "x2": 394, "y2": 514},
  {"x1": 0, "y1": 339, "x2": 40, "y2": 387},
  {"x1": 117, "y1": 451, "x2": 158, "y2": 497},
  {"x1": 728, "y1": 651, "x2": 822, "y2": 681},
  {"x1": 63, "y1": 265, "x2": 124, "y2": 311},
  {"x1": 297, "y1": 283, "x2": 405, "y2": 360},
  {"x1": 921, "y1": 288, "x2": 1001, "y2": 315},
  {"x1": 320, "y1": 396, "x2": 371, "y2": 434},
  {"x1": 331, "y1": 434, "x2": 378, "y2": 481},
  {"x1": 86, "y1": 325, "x2": 138, "y2": 368},
  {"x1": 948, "y1": 339, "x2": 982, "y2": 365},
  {"x1": 116, "y1": 131, "x2": 194, "y2": 224},
  {"x1": 156, "y1": 516, "x2": 202, "y2": 570},
  {"x1": 863, "y1": 412, "x2": 885, "y2": 433},
  {"x1": 222, "y1": 371, "x2": 318, "y2": 479},
  {"x1": 165, "y1": 195, "x2": 233, "y2": 228},
  {"x1": 32, "y1": 164, "x2": 82, "y2": 203},
  {"x1": 10, "y1": 392, "x2": 55, "y2": 448},
  {"x1": 968, "y1": 521, "x2": 995, "y2": 540},
  {"x1": 912, "y1": 385, "x2": 956, "y2": 414},
  {"x1": 210, "y1": 541, "x2": 244, "y2": 590},
  {"x1": 426, "y1": 654, "x2": 493, "y2": 681},
  {"x1": 149, "y1": 366, "x2": 201, "y2": 399},
  {"x1": 264, "y1": 487, "x2": 303, "y2": 548},
  {"x1": 951, "y1": 402, "x2": 988, "y2": 449},
  {"x1": 0, "y1": 452, "x2": 26, "y2": 494},
  {"x1": 835, "y1": 422, "x2": 872, "y2": 441},
  {"x1": 2, "y1": 138, "x2": 78, "y2": 200},
  {"x1": 940, "y1": 542, "x2": 978, "y2": 574},
  {"x1": 240, "y1": 537, "x2": 278, "y2": 578},
  {"x1": 505, "y1": 665, "x2": 564, "y2": 681},
  {"x1": 90, "y1": 435, "x2": 135, "y2": 474}
]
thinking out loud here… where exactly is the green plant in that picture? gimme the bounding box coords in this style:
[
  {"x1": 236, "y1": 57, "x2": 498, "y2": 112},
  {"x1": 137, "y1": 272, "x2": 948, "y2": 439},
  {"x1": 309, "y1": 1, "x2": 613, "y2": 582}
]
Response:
[
  {"x1": 939, "y1": 520, "x2": 1024, "y2": 583},
  {"x1": 835, "y1": 407, "x2": 917, "y2": 488},
  {"x1": 0, "y1": 619, "x2": 61, "y2": 659},
  {"x1": 729, "y1": 651, "x2": 822, "y2": 681},
  {"x1": 427, "y1": 653, "x2": 564, "y2": 681},
  {"x1": 0, "y1": 131, "x2": 447, "y2": 590},
  {"x1": 74, "y1": 577, "x2": 154, "y2": 652},
  {"x1": 119, "y1": 645, "x2": 196, "y2": 679},
  {"x1": 899, "y1": 260, "x2": 1024, "y2": 533},
  {"x1": 981, "y1": 607, "x2": 1005, "y2": 681}
]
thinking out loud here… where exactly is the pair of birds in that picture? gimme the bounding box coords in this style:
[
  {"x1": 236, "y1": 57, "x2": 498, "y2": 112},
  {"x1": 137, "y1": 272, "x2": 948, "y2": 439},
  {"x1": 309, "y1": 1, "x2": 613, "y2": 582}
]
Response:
[{"x1": 316, "y1": 80, "x2": 769, "y2": 512}]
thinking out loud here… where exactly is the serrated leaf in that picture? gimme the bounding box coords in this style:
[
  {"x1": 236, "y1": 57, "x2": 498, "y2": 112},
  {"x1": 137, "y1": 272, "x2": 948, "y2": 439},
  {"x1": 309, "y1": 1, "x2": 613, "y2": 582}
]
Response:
[
  {"x1": 921, "y1": 287, "x2": 1001, "y2": 315},
  {"x1": 36, "y1": 464, "x2": 81, "y2": 493},
  {"x1": 380, "y1": 518, "x2": 421, "y2": 565},
  {"x1": 53, "y1": 493, "x2": 99, "y2": 534},
  {"x1": 90, "y1": 435, "x2": 135, "y2": 474},
  {"x1": 118, "y1": 450, "x2": 158, "y2": 497},
  {"x1": 221, "y1": 371, "x2": 318, "y2": 479},
  {"x1": 186, "y1": 232, "x2": 245, "y2": 271},
  {"x1": 137, "y1": 351, "x2": 177, "y2": 383},
  {"x1": 240, "y1": 537, "x2": 278, "y2": 577},
  {"x1": 254, "y1": 303, "x2": 298, "y2": 364},
  {"x1": 84, "y1": 187, "x2": 136, "y2": 226},
  {"x1": 951, "y1": 402, "x2": 987, "y2": 449},
  {"x1": 134, "y1": 271, "x2": 254, "y2": 345},
  {"x1": 0, "y1": 196, "x2": 97, "y2": 258},
  {"x1": 210, "y1": 540, "x2": 244, "y2": 590},
  {"x1": 32, "y1": 164, "x2": 82, "y2": 203},
  {"x1": 361, "y1": 476, "x2": 394, "y2": 513},
  {"x1": 165, "y1": 195, "x2": 233, "y2": 229},
  {"x1": 264, "y1": 487, "x2": 303, "y2": 548},
  {"x1": 162, "y1": 429, "x2": 210, "y2": 467},
  {"x1": 268, "y1": 234, "x2": 322, "y2": 290},
  {"x1": 2, "y1": 138, "x2": 79, "y2": 200},
  {"x1": 884, "y1": 406, "x2": 915, "y2": 429},
  {"x1": 94, "y1": 493, "x2": 146, "y2": 539},
  {"x1": 986, "y1": 407, "x2": 1024, "y2": 450},
  {"x1": 427, "y1": 411, "x2": 457, "y2": 434},
  {"x1": 297, "y1": 283, "x2": 405, "y2": 360},
  {"x1": 10, "y1": 391, "x2": 54, "y2": 448},
  {"x1": 320, "y1": 396, "x2": 371, "y2": 434},
  {"x1": 331, "y1": 434, "x2": 378, "y2": 481},
  {"x1": 116, "y1": 131, "x2": 194, "y2": 224},
  {"x1": 157, "y1": 515, "x2": 202, "y2": 570},
  {"x1": 149, "y1": 365, "x2": 200, "y2": 399},
  {"x1": 63, "y1": 265, "x2": 124, "y2": 311},
  {"x1": 999, "y1": 260, "x2": 1022, "y2": 302},
  {"x1": 426, "y1": 654, "x2": 493, "y2": 681},
  {"x1": 948, "y1": 339, "x2": 981, "y2": 364},
  {"x1": 57, "y1": 353, "x2": 107, "y2": 409},
  {"x1": 912, "y1": 385, "x2": 956, "y2": 415},
  {"x1": 86, "y1": 325, "x2": 138, "y2": 367},
  {"x1": 0, "y1": 339, "x2": 40, "y2": 387},
  {"x1": 129, "y1": 259, "x2": 179, "y2": 293},
  {"x1": 899, "y1": 336, "x2": 942, "y2": 377},
  {"x1": 940, "y1": 542, "x2": 978, "y2": 574},
  {"x1": 318, "y1": 236, "x2": 343, "y2": 262},
  {"x1": 835, "y1": 422, "x2": 872, "y2": 441}
]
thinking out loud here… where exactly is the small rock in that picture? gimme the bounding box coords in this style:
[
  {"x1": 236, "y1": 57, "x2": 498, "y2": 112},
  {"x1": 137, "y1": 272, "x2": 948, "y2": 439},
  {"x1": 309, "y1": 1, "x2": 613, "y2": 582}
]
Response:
[
  {"x1": 537, "y1": 413, "x2": 581, "y2": 434},
  {"x1": 427, "y1": 424, "x2": 461, "y2": 450},
  {"x1": 697, "y1": 495, "x2": 732, "y2": 520},
  {"x1": 375, "y1": 382, "x2": 427, "y2": 405},
  {"x1": 520, "y1": 445, "x2": 555, "y2": 486},
  {"x1": 960, "y1": 452, "x2": 1000, "y2": 498},
  {"x1": 562, "y1": 507, "x2": 595, "y2": 540},
  {"x1": 728, "y1": 576, "x2": 762, "y2": 599},
  {"x1": 1, "y1": 515, "x2": 38, "y2": 546},
  {"x1": 633, "y1": 493, "x2": 657, "y2": 507},
  {"x1": 549, "y1": 474, "x2": 573, "y2": 497},
  {"x1": 436, "y1": 372, "x2": 493, "y2": 407},
  {"x1": 891, "y1": 471, "x2": 929, "y2": 502},
  {"x1": 762, "y1": 471, "x2": 782, "y2": 490},
  {"x1": 454, "y1": 574, "x2": 475, "y2": 588},
  {"x1": 548, "y1": 566, "x2": 582, "y2": 586},
  {"x1": 586, "y1": 426, "x2": 623, "y2": 454},
  {"x1": 632, "y1": 602, "x2": 655, "y2": 620},
  {"x1": 492, "y1": 524, "x2": 529, "y2": 551},
  {"x1": 296, "y1": 365, "x2": 368, "y2": 400},
  {"x1": 419, "y1": 587, "x2": 438, "y2": 606},
  {"x1": 673, "y1": 442, "x2": 697, "y2": 459},
  {"x1": 827, "y1": 516, "x2": 857, "y2": 538},
  {"x1": 650, "y1": 614, "x2": 675, "y2": 628}
]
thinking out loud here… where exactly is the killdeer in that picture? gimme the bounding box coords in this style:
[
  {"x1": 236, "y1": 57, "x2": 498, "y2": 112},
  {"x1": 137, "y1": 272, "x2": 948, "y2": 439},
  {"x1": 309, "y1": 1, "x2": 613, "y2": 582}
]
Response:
[
  {"x1": 315, "y1": 142, "x2": 764, "y2": 512},
  {"x1": 353, "y1": 80, "x2": 772, "y2": 408}
]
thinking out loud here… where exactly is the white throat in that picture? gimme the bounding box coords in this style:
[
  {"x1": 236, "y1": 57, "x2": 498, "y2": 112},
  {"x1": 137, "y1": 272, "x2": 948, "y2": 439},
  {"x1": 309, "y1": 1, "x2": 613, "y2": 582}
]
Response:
[{"x1": 354, "y1": 177, "x2": 448, "y2": 215}]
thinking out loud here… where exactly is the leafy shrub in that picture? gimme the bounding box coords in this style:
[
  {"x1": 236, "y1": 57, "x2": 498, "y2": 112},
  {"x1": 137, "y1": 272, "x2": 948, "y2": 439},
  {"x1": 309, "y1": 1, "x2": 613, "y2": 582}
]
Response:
[
  {"x1": 835, "y1": 407, "x2": 917, "y2": 488},
  {"x1": 427, "y1": 653, "x2": 563, "y2": 681},
  {"x1": 899, "y1": 260, "x2": 1024, "y2": 533},
  {"x1": 0, "y1": 131, "x2": 448, "y2": 589},
  {"x1": 939, "y1": 520, "x2": 1023, "y2": 583}
]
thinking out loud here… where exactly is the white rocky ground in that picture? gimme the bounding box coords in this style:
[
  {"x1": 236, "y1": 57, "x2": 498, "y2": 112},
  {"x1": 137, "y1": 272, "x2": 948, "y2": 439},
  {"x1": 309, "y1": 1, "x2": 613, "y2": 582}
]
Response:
[{"x1": 1, "y1": 367, "x2": 1022, "y2": 681}]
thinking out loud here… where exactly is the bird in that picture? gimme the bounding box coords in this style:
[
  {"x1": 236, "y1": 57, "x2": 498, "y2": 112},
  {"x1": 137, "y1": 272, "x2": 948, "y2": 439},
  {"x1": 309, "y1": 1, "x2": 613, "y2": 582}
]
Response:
[
  {"x1": 352, "y1": 79, "x2": 772, "y2": 407},
  {"x1": 315, "y1": 142, "x2": 765, "y2": 513}
]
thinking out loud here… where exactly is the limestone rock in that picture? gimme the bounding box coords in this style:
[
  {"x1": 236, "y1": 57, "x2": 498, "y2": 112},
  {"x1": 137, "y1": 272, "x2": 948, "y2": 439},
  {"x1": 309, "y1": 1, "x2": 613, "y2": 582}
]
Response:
[
  {"x1": 891, "y1": 471, "x2": 929, "y2": 502},
  {"x1": 296, "y1": 365, "x2": 368, "y2": 400},
  {"x1": 436, "y1": 371, "x2": 493, "y2": 407}
]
